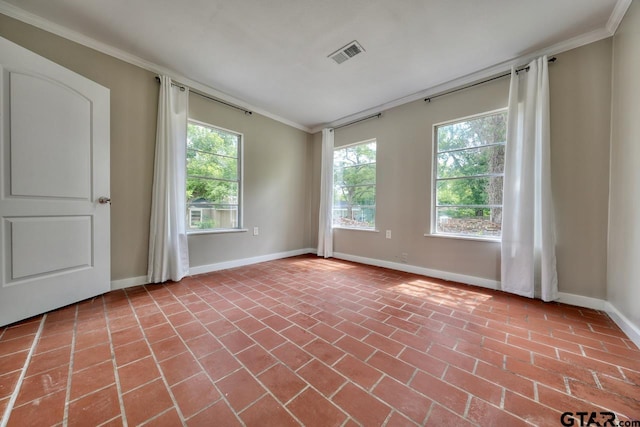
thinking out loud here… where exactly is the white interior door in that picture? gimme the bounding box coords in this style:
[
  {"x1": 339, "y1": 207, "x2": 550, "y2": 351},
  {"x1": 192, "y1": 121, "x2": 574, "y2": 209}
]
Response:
[{"x1": 0, "y1": 36, "x2": 110, "y2": 327}]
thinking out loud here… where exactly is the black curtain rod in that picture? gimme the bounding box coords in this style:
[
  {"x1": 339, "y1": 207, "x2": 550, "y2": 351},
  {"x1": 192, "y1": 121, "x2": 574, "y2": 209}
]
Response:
[
  {"x1": 424, "y1": 57, "x2": 557, "y2": 103},
  {"x1": 155, "y1": 76, "x2": 252, "y2": 115},
  {"x1": 332, "y1": 113, "x2": 382, "y2": 131}
]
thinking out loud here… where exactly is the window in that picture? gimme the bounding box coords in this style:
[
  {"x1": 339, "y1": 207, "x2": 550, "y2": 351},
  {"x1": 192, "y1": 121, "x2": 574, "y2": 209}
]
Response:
[
  {"x1": 433, "y1": 110, "x2": 506, "y2": 238},
  {"x1": 333, "y1": 139, "x2": 376, "y2": 229},
  {"x1": 186, "y1": 121, "x2": 241, "y2": 231},
  {"x1": 189, "y1": 208, "x2": 203, "y2": 228}
]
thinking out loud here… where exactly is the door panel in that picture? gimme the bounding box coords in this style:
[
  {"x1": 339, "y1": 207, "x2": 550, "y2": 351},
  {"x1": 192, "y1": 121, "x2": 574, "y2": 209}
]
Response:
[
  {"x1": 10, "y1": 72, "x2": 92, "y2": 199},
  {"x1": 8, "y1": 216, "x2": 92, "y2": 280},
  {"x1": 0, "y1": 36, "x2": 110, "y2": 326}
]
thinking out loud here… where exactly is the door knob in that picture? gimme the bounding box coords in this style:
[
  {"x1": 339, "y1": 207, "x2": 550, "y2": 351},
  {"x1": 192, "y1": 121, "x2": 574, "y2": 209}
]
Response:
[{"x1": 98, "y1": 197, "x2": 111, "y2": 205}]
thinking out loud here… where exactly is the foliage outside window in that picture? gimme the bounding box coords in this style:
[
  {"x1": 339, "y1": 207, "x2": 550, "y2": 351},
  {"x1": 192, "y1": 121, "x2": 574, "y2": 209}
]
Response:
[
  {"x1": 333, "y1": 140, "x2": 376, "y2": 229},
  {"x1": 186, "y1": 121, "x2": 241, "y2": 231},
  {"x1": 433, "y1": 110, "x2": 506, "y2": 238}
]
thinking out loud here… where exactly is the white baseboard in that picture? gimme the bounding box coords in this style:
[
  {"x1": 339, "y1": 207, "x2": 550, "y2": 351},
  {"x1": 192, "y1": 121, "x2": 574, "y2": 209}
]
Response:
[
  {"x1": 332, "y1": 252, "x2": 640, "y2": 347},
  {"x1": 111, "y1": 275, "x2": 148, "y2": 290},
  {"x1": 110, "y1": 249, "x2": 639, "y2": 349},
  {"x1": 188, "y1": 248, "x2": 315, "y2": 276},
  {"x1": 332, "y1": 252, "x2": 613, "y2": 311},
  {"x1": 556, "y1": 293, "x2": 606, "y2": 311},
  {"x1": 110, "y1": 248, "x2": 316, "y2": 291},
  {"x1": 332, "y1": 252, "x2": 501, "y2": 290},
  {"x1": 605, "y1": 302, "x2": 640, "y2": 349}
]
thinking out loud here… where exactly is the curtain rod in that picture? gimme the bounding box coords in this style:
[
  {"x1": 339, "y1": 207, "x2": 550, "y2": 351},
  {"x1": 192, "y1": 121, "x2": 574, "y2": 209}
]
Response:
[
  {"x1": 331, "y1": 113, "x2": 382, "y2": 131},
  {"x1": 155, "y1": 76, "x2": 252, "y2": 115},
  {"x1": 424, "y1": 57, "x2": 557, "y2": 103}
]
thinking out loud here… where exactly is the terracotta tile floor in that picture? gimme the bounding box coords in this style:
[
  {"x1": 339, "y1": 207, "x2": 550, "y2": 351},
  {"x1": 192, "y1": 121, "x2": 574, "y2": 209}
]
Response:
[{"x1": 1, "y1": 255, "x2": 639, "y2": 426}]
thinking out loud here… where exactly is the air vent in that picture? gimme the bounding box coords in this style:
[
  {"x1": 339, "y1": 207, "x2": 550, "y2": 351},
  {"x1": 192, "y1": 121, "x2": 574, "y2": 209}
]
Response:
[{"x1": 329, "y1": 41, "x2": 365, "y2": 64}]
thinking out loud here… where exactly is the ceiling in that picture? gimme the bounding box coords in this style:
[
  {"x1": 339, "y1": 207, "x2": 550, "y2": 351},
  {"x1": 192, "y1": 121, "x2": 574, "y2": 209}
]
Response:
[{"x1": 1, "y1": 0, "x2": 628, "y2": 131}]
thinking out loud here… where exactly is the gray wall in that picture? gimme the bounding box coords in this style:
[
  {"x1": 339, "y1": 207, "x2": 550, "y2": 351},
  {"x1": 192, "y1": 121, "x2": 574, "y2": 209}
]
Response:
[
  {"x1": 550, "y1": 39, "x2": 612, "y2": 298},
  {"x1": 188, "y1": 94, "x2": 310, "y2": 268},
  {"x1": 608, "y1": 1, "x2": 640, "y2": 330},
  {"x1": 0, "y1": 10, "x2": 625, "y2": 306},
  {"x1": 0, "y1": 14, "x2": 158, "y2": 281},
  {"x1": 310, "y1": 39, "x2": 613, "y2": 299},
  {"x1": 0, "y1": 13, "x2": 312, "y2": 280}
]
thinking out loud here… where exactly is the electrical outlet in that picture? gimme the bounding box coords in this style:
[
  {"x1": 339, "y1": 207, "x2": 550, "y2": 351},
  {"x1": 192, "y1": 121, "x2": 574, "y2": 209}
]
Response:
[
  {"x1": 386, "y1": 230, "x2": 391, "y2": 239},
  {"x1": 253, "y1": 226, "x2": 259, "y2": 236},
  {"x1": 401, "y1": 252, "x2": 408, "y2": 263}
]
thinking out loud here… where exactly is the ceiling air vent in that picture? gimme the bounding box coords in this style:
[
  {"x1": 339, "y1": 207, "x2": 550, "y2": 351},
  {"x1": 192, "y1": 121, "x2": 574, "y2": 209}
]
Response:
[{"x1": 329, "y1": 41, "x2": 365, "y2": 64}]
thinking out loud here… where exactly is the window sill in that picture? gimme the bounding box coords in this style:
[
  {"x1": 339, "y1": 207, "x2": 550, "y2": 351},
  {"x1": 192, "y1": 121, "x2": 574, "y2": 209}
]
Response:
[
  {"x1": 424, "y1": 233, "x2": 500, "y2": 243},
  {"x1": 188, "y1": 228, "x2": 248, "y2": 236},
  {"x1": 333, "y1": 227, "x2": 380, "y2": 233}
]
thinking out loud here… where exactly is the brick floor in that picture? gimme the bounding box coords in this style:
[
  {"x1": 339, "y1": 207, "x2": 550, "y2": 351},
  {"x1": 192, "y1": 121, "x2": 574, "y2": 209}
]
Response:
[{"x1": 1, "y1": 255, "x2": 639, "y2": 426}]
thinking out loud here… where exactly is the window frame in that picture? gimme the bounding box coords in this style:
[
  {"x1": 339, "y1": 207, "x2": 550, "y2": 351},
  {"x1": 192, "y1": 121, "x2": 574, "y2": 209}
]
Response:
[
  {"x1": 430, "y1": 108, "x2": 507, "y2": 241},
  {"x1": 332, "y1": 138, "x2": 377, "y2": 231},
  {"x1": 186, "y1": 119, "x2": 244, "y2": 234},
  {"x1": 189, "y1": 207, "x2": 203, "y2": 228}
]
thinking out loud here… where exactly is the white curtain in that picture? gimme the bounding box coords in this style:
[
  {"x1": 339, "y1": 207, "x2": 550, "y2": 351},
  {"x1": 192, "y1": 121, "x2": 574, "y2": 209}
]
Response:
[
  {"x1": 317, "y1": 128, "x2": 334, "y2": 258},
  {"x1": 501, "y1": 56, "x2": 558, "y2": 301},
  {"x1": 148, "y1": 76, "x2": 190, "y2": 283}
]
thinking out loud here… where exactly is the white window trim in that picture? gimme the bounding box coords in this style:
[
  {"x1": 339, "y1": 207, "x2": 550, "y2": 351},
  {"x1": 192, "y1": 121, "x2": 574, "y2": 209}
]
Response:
[
  {"x1": 424, "y1": 232, "x2": 500, "y2": 243},
  {"x1": 429, "y1": 108, "x2": 507, "y2": 241},
  {"x1": 333, "y1": 227, "x2": 380, "y2": 233},
  {"x1": 186, "y1": 119, "x2": 244, "y2": 234},
  {"x1": 188, "y1": 228, "x2": 249, "y2": 236},
  {"x1": 333, "y1": 138, "x2": 377, "y2": 230}
]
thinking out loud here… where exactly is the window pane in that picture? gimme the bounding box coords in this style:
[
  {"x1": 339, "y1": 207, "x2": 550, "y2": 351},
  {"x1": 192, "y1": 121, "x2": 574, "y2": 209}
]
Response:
[
  {"x1": 187, "y1": 123, "x2": 238, "y2": 156},
  {"x1": 436, "y1": 207, "x2": 502, "y2": 237},
  {"x1": 334, "y1": 142, "x2": 376, "y2": 166},
  {"x1": 333, "y1": 184, "x2": 375, "y2": 205},
  {"x1": 334, "y1": 163, "x2": 375, "y2": 186},
  {"x1": 437, "y1": 112, "x2": 507, "y2": 152},
  {"x1": 332, "y1": 140, "x2": 376, "y2": 229},
  {"x1": 436, "y1": 176, "x2": 503, "y2": 206},
  {"x1": 437, "y1": 145, "x2": 504, "y2": 179},
  {"x1": 187, "y1": 178, "x2": 238, "y2": 205},
  {"x1": 333, "y1": 205, "x2": 376, "y2": 228},
  {"x1": 187, "y1": 203, "x2": 238, "y2": 230},
  {"x1": 187, "y1": 121, "x2": 241, "y2": 231},
  {"x1": 187, "y1": 150, "x2": 238, "y2": 180},
  {"x1": 434, "y1": 111, "x2": 506, "y2": 238}
]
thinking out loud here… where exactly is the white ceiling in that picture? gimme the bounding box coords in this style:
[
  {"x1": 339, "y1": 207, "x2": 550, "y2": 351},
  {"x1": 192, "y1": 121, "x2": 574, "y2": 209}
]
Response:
[{"x1": 1, "y1": 0, "x2": 628, "y2": 131}]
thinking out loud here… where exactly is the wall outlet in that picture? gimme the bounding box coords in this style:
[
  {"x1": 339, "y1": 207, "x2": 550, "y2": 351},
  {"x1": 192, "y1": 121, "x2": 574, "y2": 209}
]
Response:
[
  {"x1": 386, "y1": 230, "x2": 391, "y2": 239},
  {"x1": 253, "y1": 226, "x2": 259, "y2": 236},
  {"x1": 401, "y1": 252, "x2": 408, "y2": 263}
]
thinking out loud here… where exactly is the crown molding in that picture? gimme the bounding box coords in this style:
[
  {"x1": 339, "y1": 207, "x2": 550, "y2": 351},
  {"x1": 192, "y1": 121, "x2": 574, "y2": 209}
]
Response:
[
  {"x1": 606, "y1": 0, "x2": 633, "y2": 34},
  {"x1": 1, "y1": 0, "x2": 627, "y2": 136},
  {"x1": 311, "y1": 0, "x2": 629, "y2": 134},
  {"x1": 0, "y1": 1, "x2": 311, "y2": 133},
  {"x1": 310, "y1": 24, "x2": 617, "y2": 134}
]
